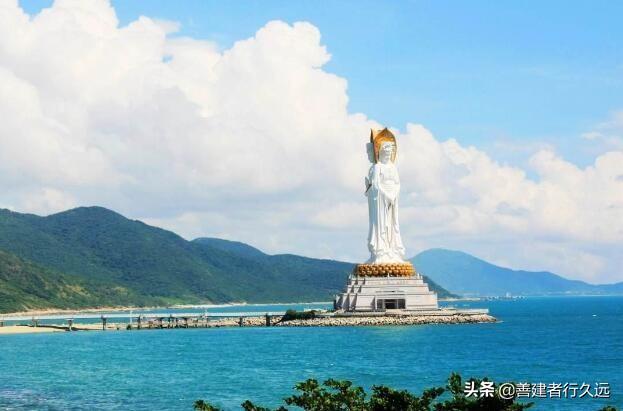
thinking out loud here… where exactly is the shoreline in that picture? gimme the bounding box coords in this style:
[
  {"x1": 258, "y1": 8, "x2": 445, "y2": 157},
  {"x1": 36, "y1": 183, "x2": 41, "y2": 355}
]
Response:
[
  {"x1": 0, "y1": 305, "x2": 162, "y2": 317},
  {"x1": 0, "y1": 301, "x2": 330, "y2": 317}
]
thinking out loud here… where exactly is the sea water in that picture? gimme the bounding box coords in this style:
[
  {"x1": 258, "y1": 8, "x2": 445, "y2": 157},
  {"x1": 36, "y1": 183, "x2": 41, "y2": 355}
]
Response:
[{"x1": 0, "y1": 296, "x2": 621, "y2": 410}]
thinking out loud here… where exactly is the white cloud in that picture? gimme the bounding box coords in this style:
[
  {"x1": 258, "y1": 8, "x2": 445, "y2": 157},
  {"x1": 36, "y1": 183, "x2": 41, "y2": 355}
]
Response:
[
  {"x1": 21, "y1": 187, "x2": 77, "y2": 215},
  {"x1": 0, "y1": 0, "x2": 622, "y2": 283},
  {"x1": 581, "y1": 110, "x2": 623, "y2": 150}
]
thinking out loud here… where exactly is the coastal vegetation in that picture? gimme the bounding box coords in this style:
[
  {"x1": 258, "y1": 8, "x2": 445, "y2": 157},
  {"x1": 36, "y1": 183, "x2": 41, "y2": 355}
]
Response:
[
  {"x1": 0, "y1": 206, "x2": 455, "y2": 313},
  {"x1": 193, "y1": 373, "x2": 537, "y2": 410},
  {"x1": 279, "y1": 309, "x2": 318, "y2": 322}
]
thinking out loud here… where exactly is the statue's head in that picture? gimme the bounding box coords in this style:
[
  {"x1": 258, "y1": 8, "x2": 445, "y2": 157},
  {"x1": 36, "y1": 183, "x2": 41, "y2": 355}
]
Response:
[
  {"x1": 370, "y1": 128, "x2": 397, "y2": 163},
  {"x1": 379, "y1": 142, "x2": 395, "y2": 163}
]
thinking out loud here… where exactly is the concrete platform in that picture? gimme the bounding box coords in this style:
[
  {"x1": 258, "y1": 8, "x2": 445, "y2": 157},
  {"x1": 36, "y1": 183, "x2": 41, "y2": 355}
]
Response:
[{"x1": 334, "y1": 274, "x2": 439, "y2": 311}]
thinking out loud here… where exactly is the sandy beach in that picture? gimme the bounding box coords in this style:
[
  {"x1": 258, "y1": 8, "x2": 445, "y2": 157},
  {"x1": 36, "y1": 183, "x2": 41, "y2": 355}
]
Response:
[
  {"x1": 0, "y1": 325, "x2": 66, "y2": 335},
  {"x1": 0, "y1": 323, "x2": 129, "y2": 335}
]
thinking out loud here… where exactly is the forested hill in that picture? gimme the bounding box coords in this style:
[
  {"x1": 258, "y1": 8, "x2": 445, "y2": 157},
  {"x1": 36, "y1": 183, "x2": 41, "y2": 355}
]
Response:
[
  {"x1": 0, "y1": 249, "x2": 139, "y2": 313},
  {"x1": 0, "y1": 206, "x2": 455, "y2": 313}
]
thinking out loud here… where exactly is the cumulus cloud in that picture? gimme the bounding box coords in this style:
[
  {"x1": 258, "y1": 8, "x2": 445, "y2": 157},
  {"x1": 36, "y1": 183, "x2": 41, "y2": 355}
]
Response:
[{"x1": 0, "y1": 0, "x2": 621, "y2": 283}]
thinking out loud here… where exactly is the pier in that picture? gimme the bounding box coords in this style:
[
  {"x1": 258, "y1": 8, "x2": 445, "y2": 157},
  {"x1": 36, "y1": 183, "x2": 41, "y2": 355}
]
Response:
[
  {"x1": 0, "y1": 311, "x2": 288, "y2": 322},
  {"x1": 0, "y1": 311, "x2": 288, "y2": 331},
  {"x1": 0, "y1": 308, "x2": 493, "y2": 332}
]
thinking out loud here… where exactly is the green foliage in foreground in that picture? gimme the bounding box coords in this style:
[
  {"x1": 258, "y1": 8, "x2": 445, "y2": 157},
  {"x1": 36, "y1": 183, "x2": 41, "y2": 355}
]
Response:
[{"x1": 194, "y1": 373, "x2": 538, "y2": 411}]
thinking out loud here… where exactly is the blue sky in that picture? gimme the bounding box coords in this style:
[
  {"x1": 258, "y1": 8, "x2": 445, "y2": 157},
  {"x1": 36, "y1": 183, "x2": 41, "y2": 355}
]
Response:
[{"x1": 21, "y1": 0, "x2": 623, "y2": 167}]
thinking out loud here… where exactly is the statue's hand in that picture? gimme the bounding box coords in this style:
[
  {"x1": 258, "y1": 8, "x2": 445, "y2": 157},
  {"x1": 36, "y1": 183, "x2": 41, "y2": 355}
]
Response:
[{"x1": 364, "y1": 177, "x2": 371, "y2": 192}]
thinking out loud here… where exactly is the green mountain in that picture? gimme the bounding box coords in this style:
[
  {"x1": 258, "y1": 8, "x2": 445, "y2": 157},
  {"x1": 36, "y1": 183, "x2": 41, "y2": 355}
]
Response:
[
  {"x1": 0, "y1": 207, "x2": 456, "y2": 313},
  {"x1": 412, "y1": 248, "x2": 623, "y2": 297},
  {"x1": 0, "y1": 207, "x2": 347, "y2": 310},
  {"x1": 0, "y1": 249, "x2": 138, "y2": 313},
  {"x1": 0, "y1": 207, "x2": 236, "y2": 304}
]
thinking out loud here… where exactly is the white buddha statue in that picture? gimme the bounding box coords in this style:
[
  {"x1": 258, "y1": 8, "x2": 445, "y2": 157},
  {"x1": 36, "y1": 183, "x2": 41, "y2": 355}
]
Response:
[{"x1": 365, "y1": 129, "x2": 406, "y2": 264}]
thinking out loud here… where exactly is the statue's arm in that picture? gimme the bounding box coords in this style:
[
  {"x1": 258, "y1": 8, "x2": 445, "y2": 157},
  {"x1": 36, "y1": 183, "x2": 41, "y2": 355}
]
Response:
[{"x1": 365, "y1": 165, "x2": 377, "y2": 197}]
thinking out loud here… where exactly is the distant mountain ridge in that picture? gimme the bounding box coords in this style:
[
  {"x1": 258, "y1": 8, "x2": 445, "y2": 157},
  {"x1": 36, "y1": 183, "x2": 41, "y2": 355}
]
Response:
[{"x1": 412, "y1": 248, "x2": 623, "y2": 296}]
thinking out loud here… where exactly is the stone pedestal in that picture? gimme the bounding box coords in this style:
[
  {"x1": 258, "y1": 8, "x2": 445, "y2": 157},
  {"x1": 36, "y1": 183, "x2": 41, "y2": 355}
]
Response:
[{"x1": 334, "y1": 262, "x2": 438, "y2": 312}]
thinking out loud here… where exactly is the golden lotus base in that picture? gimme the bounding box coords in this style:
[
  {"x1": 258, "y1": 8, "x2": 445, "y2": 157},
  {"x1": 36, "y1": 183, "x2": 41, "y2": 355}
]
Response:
[{"x1": 354, "y1": 262, "x2": 415, "y2": 277}]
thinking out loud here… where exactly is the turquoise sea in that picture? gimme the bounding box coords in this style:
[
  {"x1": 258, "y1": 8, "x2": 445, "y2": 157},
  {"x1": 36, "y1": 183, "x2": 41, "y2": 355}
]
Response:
[{"x1": 0, "y1": 296, "x2": 622, "y2": 410}]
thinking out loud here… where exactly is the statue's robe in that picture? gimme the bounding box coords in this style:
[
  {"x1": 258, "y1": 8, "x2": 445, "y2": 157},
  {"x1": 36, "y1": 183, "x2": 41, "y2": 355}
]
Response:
[{"x1": 365, "y1": 161, "x2": 406, "y2": 263}]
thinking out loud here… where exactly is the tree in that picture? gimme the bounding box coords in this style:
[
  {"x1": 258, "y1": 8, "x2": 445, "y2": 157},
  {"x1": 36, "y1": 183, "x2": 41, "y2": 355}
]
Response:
[
  {"x1": 283, "y1": 378, "x2": 366, "y2": 410},
  {"x1": 194, "y1": 373, "x2": 542, "y2": 410},
  {"x1": 435, "y1": 373, "x2": 533, "y2": 411},
  {"x1": 368, "y1": 385, "x2": 443, "y2": 411},
  {"x1": 193, "y1": 399, "x2": 221, "y2": 411}
]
